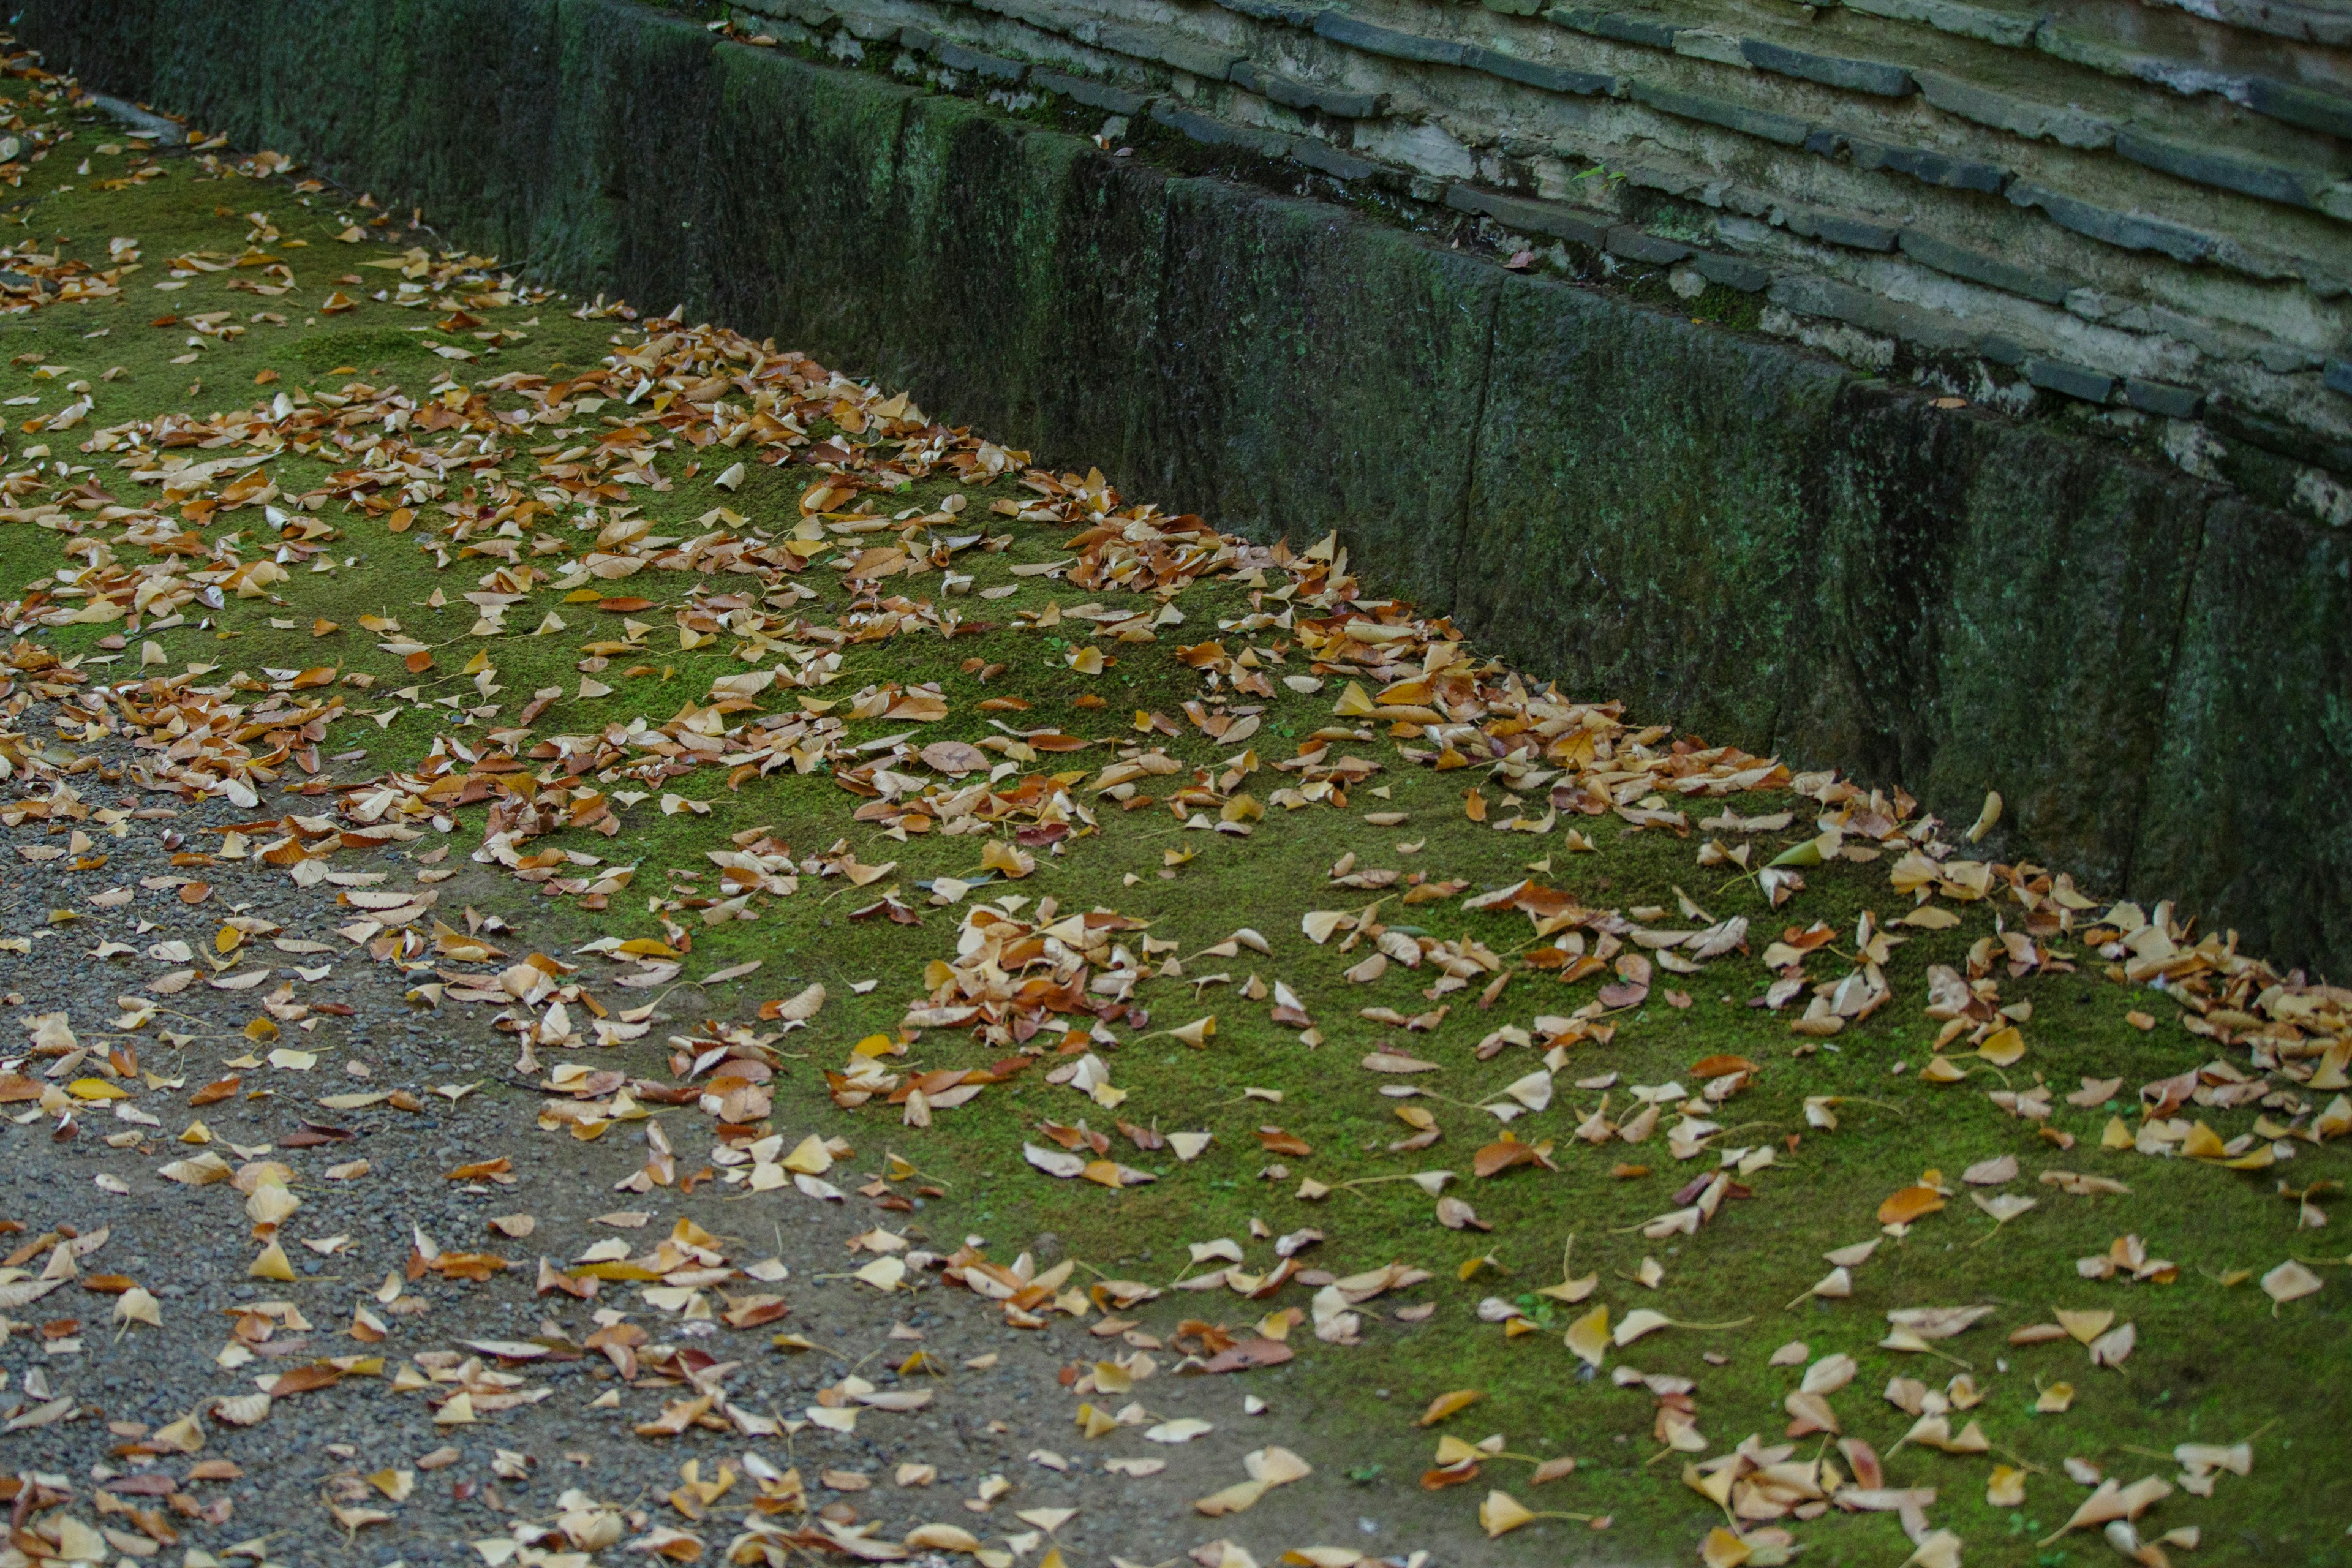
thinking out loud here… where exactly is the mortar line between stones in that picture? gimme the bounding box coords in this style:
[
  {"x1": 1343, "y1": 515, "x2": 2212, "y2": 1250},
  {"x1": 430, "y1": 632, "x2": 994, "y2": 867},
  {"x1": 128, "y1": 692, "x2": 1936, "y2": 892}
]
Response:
[
  {"x1": 1442, "y1": 271, "x2": 1506, "y2": 616},
  {"x1": 2122, "y1": 489, "x2": 2213, "y2": 901}
]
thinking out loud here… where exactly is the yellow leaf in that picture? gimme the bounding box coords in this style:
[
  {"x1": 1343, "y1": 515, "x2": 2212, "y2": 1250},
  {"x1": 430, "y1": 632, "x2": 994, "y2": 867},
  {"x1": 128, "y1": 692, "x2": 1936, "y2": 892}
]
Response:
[
  {"x1": 249, "y1": 1240, "x2": 296, "y2": 1281},
  {"x1": 1976, "y1": 1025, "x2": 2026, "y2": 1065},
  {"x1": 1700, "y1": 1527, "x2": 1752, "y2": 1568},
  {"x1": 905, "y1": 1525, "x2": 982, "y2": 1551},
  {"x1": 2055, "y1": 1307, "x2": 2113, "y2": 1344},
  {"x1": 782, "y1": 1135, "x2": 833, "y2": 1175},
  {"x1": 1479, "y1": 1490, "x2": 1537, "y2": 1537},
  {"x1": 1192, "y1": 1479, "x2": 1267, "y2": 1517},
  {"x1": 1564, "y1": 1305, "x2": 1609, "y2": 1368},
  {"x1": 1416, "y1": 1389, "x2": 1483, "y2": 1427}
]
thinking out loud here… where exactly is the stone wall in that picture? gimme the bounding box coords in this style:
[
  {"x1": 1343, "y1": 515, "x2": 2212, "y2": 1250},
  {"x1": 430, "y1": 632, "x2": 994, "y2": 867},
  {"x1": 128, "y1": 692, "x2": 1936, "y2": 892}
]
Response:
[
  {"x1": 16, "y1": 0, "x2": 2352, "y2": 975},
  {"x1": 739, "y1": 0, "x2": 2352, "y2": 519}
]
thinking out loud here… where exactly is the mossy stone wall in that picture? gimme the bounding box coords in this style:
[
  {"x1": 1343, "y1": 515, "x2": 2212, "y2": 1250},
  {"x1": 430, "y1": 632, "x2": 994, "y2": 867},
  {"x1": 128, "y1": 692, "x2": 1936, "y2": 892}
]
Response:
[{"x1": 21, "y1": 0, "x2": 2348, "y2": 973}]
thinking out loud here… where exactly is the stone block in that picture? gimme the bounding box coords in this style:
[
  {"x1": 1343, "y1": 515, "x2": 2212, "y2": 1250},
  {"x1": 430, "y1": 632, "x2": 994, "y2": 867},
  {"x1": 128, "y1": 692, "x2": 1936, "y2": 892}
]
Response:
[
  {"x1": 1899, "y1": 229, "x2": 2070, "y2": 304},
  {"x1": 1150, "y1": 102, "x2": 1293, "y2": 159},
  {"x1": 1844, "y1": 0, "x2": 2041, "y2": 48},
  {"x1": 2247, "y1": 76, "x2": 2352, "y2": 140},
  {"x1": 2124, "y1": 377, "x2": 2204, "y2": 417},
  {"x1": 2136, "y1": 499, "x2": 2352, "y2": 971},
  {"x1": 2024, "y1": 357, "x2": 2114, "y2": 403},
  {"x1": 1313, "y1": 11, "x2": 1467, "y2": 67},
  {"x1": 1156, "y1": 35, "x2": 1247, "y2": 80},
  {"x1": 1771, "y1": 271, "x2": 1973, "y2": 352},
  {"x1": 1444, "y1": 184, "x2": 1607, "y2": 246},
  {"x1": 1740, "y1": 37, "x2": 1915, "y2": 96},
  {"x1": 1795, "y1": 386, "x2": 2210, "y2": 894},
  {"x1": 935, "y1": 41, "x2": 1028, "y2": 81},
  {"x1": 1545, "y1": 6, "x2": 1681, "y2": 48},
  {"x1": 1289, "y1": 138, "x2": 1381, "y2": 181},
  {"x1": 1209, "y1": 0, "x2": 1325, "y2": 24},
  {"x1": 2115, "y1": 127, "x2": 2329, "y2": 211},
  {"x1": 2007, "y1": 181, "x2": 2218, "y2": 265},
  {"x1": 1137, "y1": 185, "x2": 1502, "y2": 609},
  {"x1": 1606, "y1": 225, "x2": 1693, "y2": 264},
  {"x1": 1691, "y1": 250, "x2": 1770, "y2": 292},
  {"x1": 1229, "y1": 62, "x2": 1382, "y2": 118},
  {"x1": 1630, "y1": 80, "x2": 1812, "y2": 145},
  {"x1": 1030, "y1": 68, "x2": 1153, "y2": 116},
  {"x1": 701, "y1": 46, "x2": 916, "y2": 375},
  {"x1": 1460, "y1": 45, "x2": 1618, "y2": 97},
  {"x1": 1913, "y1": 69, "x2": 2113, "y2": 148},
  {"x1": 1785, "y1": 207, "x2": 1900, "y2": 251},
  {"x1": 1458, "y1": 279, "x2": 1839, "y2": 744}
]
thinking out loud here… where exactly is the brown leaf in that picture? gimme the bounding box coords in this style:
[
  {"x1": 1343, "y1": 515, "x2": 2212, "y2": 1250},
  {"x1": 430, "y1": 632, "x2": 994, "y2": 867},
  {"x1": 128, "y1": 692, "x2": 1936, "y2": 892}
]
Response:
[
  {"x1": 1256, "y1": 1126, "x2": 1311, "y2": 1157},
  {"x1": 267, "y1": 1363, "x2": 341, "y2": 1397},
  {"x1": 1474, "y1": 1137, "x2": 1558, "y2": 1178}
]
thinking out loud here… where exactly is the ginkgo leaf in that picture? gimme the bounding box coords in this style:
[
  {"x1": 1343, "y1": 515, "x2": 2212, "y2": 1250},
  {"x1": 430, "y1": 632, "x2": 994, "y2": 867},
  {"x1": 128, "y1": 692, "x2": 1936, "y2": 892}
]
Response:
[
  {"x1": 2056, "y1": 1307, "x2": 2114, "y2": 1344},
  {"x1": 1416, "y1": 1390, "x2": 1483, "y2": 1427},
  {"x1": 1147, "y1": 1419, "x2": 1214, "y2": 1444},
  {"x1": 1877, "y1": 1186, "x2": 1946, "y2": 1225},
  {"x1": 1613, "y1": 1308, "x2": 1671, "y2": 1346},
  {"x1": 1191, "y1": 1479, "x2": 1267, "y2": 1517},
  {"x1": 2261, "y1": 1261, "x2": 2323, "y2": 1305},
  {"x1": 1565, "y1": 1305, "x2": 1609, "y2": 1368}
]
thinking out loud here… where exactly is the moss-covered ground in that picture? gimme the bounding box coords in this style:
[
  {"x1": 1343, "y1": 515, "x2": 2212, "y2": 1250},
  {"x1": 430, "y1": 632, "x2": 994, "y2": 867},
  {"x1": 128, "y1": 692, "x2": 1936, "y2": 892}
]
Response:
[{"x1": 0, "y1": 65, "x2": 2342, "y2": 1568}]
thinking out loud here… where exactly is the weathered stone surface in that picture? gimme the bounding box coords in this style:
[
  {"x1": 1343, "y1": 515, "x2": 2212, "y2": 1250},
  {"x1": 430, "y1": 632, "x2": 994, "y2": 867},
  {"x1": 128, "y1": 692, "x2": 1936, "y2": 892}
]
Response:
[
  {"x1": 1230, "y1": 62, "x2": 1382, "y2": 118},
  {"x1": 1629, "y1": 81, "x2": 1812, "y2": 145},
  {"x1": 1691, "y1": 251, "x2": 1771, "y2": 292},
  {"x1": 1899, "y1": 230, "x2": 2071, "y2": 305},
  {"x1": 1606, "y1": 225, "x2": 1693, "y2": 264},
  {"x1": 2115, "y1": 127, "x2": 2330, "y2": 210},
  {"x1": 2136, "y1": 500, "x2": 2352, "y2": 969},
  {"x1": 1457, "y1": 279, "x2": 1833, "y2": 745},
  {"x1": 23, "y1": 0, "x2": 2349, "y2": 971},
  {"x1": 1740, "y1": 37, "x2": 1915, "y2": 97},
  {"x1": 2007, "y1": 181, "x2": 2221, "y2": 265},
  {"x1": 1911, "y1": 69, "x2": 2115, "y2": 148},
  {"x1": 2248, "y1": 75, "x2": 2352, "y2": 140},
  {"x1": 1799, "y1": 391, "x2": 2206, "y2": 890},
  {"x1": 1444, "y1": 184, "x2": 1607, "y2": 246},
  {"x1": 1459, "y1": 44, "x2": 1618, "y2": 97},
  {"x1": 2025, "y1": 357, "x2": 2116, "y2": 403},
  {"x1": 1030, "y1": 66, "x2": 1153, "y2": 113},
  {"x1": 1844, "y1": 0, "x2": 2040, "y2": 48},
  {"x1": 2124, "y1": 377, "x2": 2205, "y2": 418},
  {"x1": 1137, "y1": 186, "x2": 1501, "y2": 611},
  {"x1": 1785, "y1": 208, "x2": 1901, "y2": 251},
  {"x1": 1311, "y1": 11, "x2": 1466, "y2": 66},
  {"x1": 701, "y1": 45, "x2": 916, "y2": 375},
  {"x1": 935, "y1": 40, "x2": 1030, "y2": 80},
  {"x1": 1545, "y1": 6, "x2": 1681, "y2": 48}
]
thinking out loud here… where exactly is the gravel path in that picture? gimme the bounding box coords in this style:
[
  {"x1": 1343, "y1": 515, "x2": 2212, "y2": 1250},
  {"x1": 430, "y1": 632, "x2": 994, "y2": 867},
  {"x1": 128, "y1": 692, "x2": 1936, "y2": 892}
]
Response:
[{"x1": 0, "y1": 710, "x2": 1376, "y2": 1568}]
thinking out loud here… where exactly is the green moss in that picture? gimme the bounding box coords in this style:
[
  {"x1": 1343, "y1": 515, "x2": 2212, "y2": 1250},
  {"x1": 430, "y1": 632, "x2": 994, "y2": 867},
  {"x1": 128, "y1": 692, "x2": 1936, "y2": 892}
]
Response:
[
  {"x1": 0, "y1": 79, "x2": 2340, "y2": 1568},
  {"x1": 290, "y1": 326, "x2": 436, "y2": 372}
]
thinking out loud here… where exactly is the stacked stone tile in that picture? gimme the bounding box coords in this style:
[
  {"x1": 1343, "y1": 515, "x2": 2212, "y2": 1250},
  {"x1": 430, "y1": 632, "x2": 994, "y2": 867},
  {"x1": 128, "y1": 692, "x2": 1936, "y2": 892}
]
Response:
[{"x1": 745, "y1": 0, "x2": 2351, "y2": 498}]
